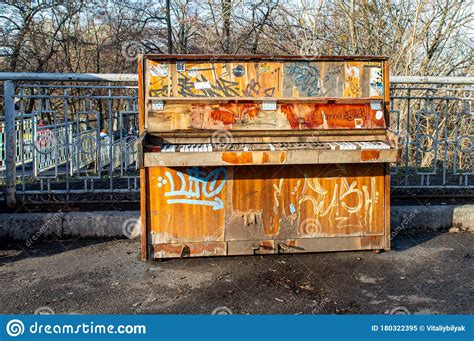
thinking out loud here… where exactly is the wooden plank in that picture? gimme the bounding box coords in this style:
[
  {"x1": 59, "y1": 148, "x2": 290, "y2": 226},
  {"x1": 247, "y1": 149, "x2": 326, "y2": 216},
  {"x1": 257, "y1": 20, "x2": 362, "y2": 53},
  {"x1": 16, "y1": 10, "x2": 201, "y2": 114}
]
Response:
[
  {"x1": 140, "y1": 168, "x2": 148, "y2": 260},
  {"x1": 149, "y1": 233, "x2": 385, "y2": 258},
  {"x1": 227, "y1": 236, "x2": 385, "y2": 256},
  {"x1": 146, "y1": 97, "x2": 383, "y2": 102},
  {"x1": 152, "y1": 241, "x2": 227, "y2": 258},
  {"x1": 383, "y1": 166, "x2": 391, "y2": 251},
  {"x1": 227, "y1": 164, "x2": 386, "y2": 241},
  {"x1": 383, "y1": 61, "x2": 391, "y2": 126},
  {"x1": 143, "y1": 54, "x2": 388, "y2": 61},
  {"x1": 147, "y1": 166, "x2": 226, "y2": 244},
  {"x1": 138, "y1": 55, "x2": 148, "y2": 260},
  {"x1": 149, "y1": 129, "x2": 387, "y2": 138},
  {"x1": 144, "y1": 149, "x2": 399, "y2": 167},
  {"x1": 146, "y1": 133, "x2": 389, "y2": 144},
  {"x1": 146, "y1": 102, "x2": 387, "y2": 132}
]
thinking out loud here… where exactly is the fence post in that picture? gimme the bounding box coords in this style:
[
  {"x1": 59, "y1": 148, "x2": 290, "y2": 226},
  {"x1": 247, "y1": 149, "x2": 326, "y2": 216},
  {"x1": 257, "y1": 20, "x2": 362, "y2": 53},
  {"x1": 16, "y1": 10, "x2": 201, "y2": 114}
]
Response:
[{"x1": 4, "y1": 80, "x2": 16, "y2": 207}]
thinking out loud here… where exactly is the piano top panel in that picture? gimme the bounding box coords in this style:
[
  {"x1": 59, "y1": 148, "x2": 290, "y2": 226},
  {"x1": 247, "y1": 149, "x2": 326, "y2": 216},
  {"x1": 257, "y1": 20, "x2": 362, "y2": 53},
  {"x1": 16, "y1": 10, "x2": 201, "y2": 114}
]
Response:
[
  {"x1": 140, "y1": 55, "x2": 389, "y2": 133},
  {"x1": 145, "y1": 58, "x2": 386, "y2": 99}
]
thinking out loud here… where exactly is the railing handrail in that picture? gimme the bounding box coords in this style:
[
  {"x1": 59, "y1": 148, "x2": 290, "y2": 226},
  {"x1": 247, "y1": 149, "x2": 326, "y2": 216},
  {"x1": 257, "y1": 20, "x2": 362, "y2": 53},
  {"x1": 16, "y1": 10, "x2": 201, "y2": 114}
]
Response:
[
  {"x1": 390, "y1": 76, "x2": 474, "y2": 84},
  {"x1": 0, "y1": 73, "x2": 138, "y2": 82},
  {"x1": 0, "y1": 72, "x2": 473, "y2": 84}
]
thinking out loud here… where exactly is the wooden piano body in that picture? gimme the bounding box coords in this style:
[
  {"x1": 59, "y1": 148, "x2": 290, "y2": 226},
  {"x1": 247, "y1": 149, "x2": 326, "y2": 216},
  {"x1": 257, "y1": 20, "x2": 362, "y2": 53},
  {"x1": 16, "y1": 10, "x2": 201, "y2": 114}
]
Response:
[{"x1": 138, "y1": 55, "x2": 399, "y2": 259}]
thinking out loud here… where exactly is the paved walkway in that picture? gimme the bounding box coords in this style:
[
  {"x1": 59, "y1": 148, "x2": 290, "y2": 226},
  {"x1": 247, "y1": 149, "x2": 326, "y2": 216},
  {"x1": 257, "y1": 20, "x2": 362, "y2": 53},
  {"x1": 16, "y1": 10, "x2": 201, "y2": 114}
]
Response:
[{"x1": 1, "y1": 231, "x2": 472, "y2": 314}]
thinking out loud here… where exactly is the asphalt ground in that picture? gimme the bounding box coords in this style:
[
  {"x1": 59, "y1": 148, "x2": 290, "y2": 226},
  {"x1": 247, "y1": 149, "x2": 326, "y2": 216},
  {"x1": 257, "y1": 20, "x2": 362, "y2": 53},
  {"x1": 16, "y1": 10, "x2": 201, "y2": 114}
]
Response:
[{"x1": 0, "y1": 231, "x2": 472, "y2": 315}]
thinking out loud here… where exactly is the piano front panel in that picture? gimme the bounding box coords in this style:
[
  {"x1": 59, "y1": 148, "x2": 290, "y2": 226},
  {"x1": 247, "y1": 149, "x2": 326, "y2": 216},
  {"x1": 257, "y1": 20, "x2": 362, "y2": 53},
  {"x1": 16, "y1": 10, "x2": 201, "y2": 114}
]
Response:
[
  {"x1": 227, "y1": 164, "x2": 385, "y2": 240},
  {"x1": 146, "y1": 101, "x2": 387, "y2": 131},
  {"x1": 144, "y1": 164, "x2": 386, "y2": 257}
]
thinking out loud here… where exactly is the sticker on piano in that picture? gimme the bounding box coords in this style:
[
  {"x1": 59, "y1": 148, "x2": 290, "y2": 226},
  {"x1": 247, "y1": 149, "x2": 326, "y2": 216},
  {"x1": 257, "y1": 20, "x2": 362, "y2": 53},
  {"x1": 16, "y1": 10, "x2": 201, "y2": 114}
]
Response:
[
  {"x1": 150, "y1": 64, "x2": 168, "y2": 77},
  {"x1": 370, "y1": 100, "x2": 382, "y2": 111},
  {"x1": 369, "y1": 67, "x2": 383, "y2": 97},
  {"x1": 354, "y1": 118, "x2": 363, "y2": 128},
  {"x1": 260, "y1": 63, "x2": 270, "y2": 73},
  {"x1": 262, "y1": 100, "x2": 277, "y2": 111},
  {"x1": 188, "y1": 68, "x2": 197, "y2": 78},
  {"x1": 151, "y1": 100, "x2": 164, "y2": 111},
  {"x1": 194, "y1": 81, "x2": 211, "y2": 90},
  {"x1": 375, "y1": 110, "x2": 384, "y2": 120},
  {"x1": 232, "y1": 65, "x2": 245, "y2": 77},
  {"x1": 176, "y1": 62, "x2": 186, "y2": 72}
]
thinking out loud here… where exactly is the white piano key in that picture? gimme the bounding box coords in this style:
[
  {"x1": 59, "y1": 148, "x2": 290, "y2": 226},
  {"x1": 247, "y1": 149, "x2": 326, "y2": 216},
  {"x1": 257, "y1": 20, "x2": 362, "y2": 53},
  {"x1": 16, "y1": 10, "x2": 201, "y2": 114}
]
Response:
[
  {"x1": 343, "y1": 142, "x2": 352, "y2": 150},
  {"x1": 208, "y1": 143, "x2": 213, "y2": 152},
  {"x1": 269, "y1": 143, "x2": 275, "y2": 151},
  {"x1": 243, "y1": 145, "x2": 249, "y2": 152}
]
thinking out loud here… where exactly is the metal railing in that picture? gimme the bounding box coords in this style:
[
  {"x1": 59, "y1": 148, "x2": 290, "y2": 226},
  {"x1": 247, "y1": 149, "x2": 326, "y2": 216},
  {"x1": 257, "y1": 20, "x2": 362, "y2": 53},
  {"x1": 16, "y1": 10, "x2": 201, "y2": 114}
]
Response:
[
  {"x1": 389, "y1": 80, "x2": 473, "y2": 192},
  {"x1": 0, "y1": 73, "x2": 472, "y2": 205},
  {"x1": 0, "y1": 74, "x2": 139, "y2": 205}
]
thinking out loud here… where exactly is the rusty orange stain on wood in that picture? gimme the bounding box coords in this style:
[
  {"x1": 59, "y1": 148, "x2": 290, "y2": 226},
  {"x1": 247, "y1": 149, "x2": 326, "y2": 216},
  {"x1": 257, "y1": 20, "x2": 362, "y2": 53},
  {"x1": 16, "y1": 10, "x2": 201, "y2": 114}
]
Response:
[
  {"x1": 361, "y1": 150, "x2": 380, "y2": 161},
  {"x1": 222, "y1": 152, "x2": 253, "y2": 164},
  {"x1": 211, "y1": 108, "x2": 235, "y2": 125},
  {"x1": 262, "y1": 152, "x2": 269, "y2": 163},
  {"x1": 301, "y1": 110, "x2": 323, "y2": 128},
  {"x1": 280, "y1": 151, "x2": 286, "y2": 163},
  {"x1": 281, "y1": 104, "x2": 300, "y2": 129},
  {"x1": 308, "y1": 103, "x2": 371, "y2": 129},
  {"x1": 276, "y1": 103, "x2": 374, "y2": 129},
  {"x1": 242, "y1": 104, "x2": 259, "y2": 118}
]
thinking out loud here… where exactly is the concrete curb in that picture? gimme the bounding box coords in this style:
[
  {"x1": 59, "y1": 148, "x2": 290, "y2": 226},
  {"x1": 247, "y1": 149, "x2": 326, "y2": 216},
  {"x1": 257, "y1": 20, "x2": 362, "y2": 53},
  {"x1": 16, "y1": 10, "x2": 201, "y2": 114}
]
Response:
[{"x1": 0, "y1": 205, "x2": 473, "y2": 241}]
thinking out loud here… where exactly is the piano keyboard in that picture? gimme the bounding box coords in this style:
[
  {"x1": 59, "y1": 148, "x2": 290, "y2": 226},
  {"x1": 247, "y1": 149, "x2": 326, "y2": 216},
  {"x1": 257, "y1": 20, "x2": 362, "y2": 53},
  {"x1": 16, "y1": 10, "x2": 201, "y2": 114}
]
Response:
[{"x1": 157, "y1": 141, "x2": 391, "y2": 153}]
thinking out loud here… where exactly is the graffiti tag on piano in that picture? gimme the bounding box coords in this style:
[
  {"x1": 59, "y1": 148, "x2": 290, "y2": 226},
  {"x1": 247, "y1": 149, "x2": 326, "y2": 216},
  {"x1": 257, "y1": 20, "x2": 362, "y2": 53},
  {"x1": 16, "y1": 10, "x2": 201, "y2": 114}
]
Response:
[
  {"x1": 270, "y1": 175, "x2": 380, "y2": 233},
  {"x1": 285, "y1": 62, "x2": 321, "y2": 96},
  {"x1": 159, "y1": 167, "x2": 227, "y2": 210}
]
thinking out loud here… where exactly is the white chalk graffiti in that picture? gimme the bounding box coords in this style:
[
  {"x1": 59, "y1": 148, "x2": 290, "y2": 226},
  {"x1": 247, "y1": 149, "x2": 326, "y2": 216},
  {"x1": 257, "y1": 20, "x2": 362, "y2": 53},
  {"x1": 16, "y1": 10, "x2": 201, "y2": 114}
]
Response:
[
  {"x1": 280, "y1": 175, "x2": 379, "y2": 231},
  {"x1": 159, "y1": 167, "x2": 227, "y2": 210}
]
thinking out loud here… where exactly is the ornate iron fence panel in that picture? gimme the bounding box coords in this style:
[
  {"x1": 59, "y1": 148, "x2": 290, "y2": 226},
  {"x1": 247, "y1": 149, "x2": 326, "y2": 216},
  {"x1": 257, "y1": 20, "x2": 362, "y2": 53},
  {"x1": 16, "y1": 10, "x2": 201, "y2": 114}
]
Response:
[
  {"x1": 389, "y1": 84, "x2": 473, "y2": 191},
  {"x1": 0, "y1": 74, "x2": 472, "y2": 204},
  {"x1": 0, "y1": 78, "x2": 140, "y2": 204}
]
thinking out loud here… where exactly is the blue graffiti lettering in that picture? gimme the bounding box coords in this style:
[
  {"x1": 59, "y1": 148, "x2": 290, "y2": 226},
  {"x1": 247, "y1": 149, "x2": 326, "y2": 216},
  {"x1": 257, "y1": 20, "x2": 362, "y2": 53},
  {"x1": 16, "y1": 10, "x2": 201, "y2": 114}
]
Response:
[{"x1": 160, "y1": 167, "x2": 227, "y2": 210}]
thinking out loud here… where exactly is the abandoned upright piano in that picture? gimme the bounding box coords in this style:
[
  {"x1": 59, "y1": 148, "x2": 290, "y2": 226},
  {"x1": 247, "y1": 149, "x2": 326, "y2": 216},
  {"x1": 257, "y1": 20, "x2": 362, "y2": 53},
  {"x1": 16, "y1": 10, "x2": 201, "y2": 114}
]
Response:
[{"x1": 138, "y1": 55, "x2": 399, "y2": 259}]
